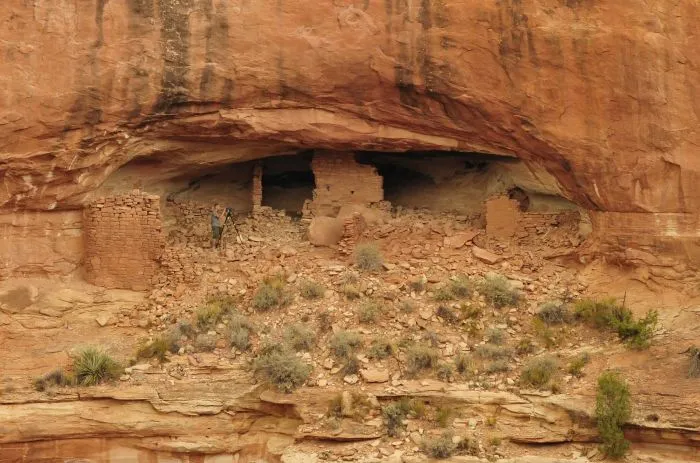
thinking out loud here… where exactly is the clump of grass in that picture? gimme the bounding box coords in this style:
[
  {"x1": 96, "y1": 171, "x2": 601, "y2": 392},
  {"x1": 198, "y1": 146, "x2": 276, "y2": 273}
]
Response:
[
  {"x1": 194, "y1": 334, "x2": 217, "y2": 352},
  {"x1": 437, "y1": 363, "x2": 454, "y2": 382},
  {"x1": 433, "y1": 286, "x2": 454, "y2": 302},
  {"x1": 537, "y1": 301, "x2": 571, "y2": 325},
  {"x1": 596, "y1": 371, "x2": 631, "y2": 458},
  {"x1": 516, "y1": 338, "x2": 536, "y2": 355},
  {"x1": 479, "y1": 274, "x2": 521, "y2": 308},
  {"x1": 422, "y1": 432, "x2": 457, "y2": 459},
  {"x1": 299, "y1": 280, "x2": 325, "y2": 300},
  {"x1": 475, "y1": 344, "x2": 512, "y2": 360},
  {"x1": 454, "y1": 353, "x2": 475, "y2": 376},
  {"x1": 253, "y1": 275, "x2": 291, "y2": 311},
  {"x1": 317, "y1": 310, "x2": 333, "y2": 332},
  {"x1": 449, "y1": 275, "x2": 472, "y2": 298},
  {"x1": 435, "y1": 406, "x2": 453, "y2": 427},
  {"x1": 368, "y1": 338, "x2": 394, "y2": 359},
  {"x1": 229, "y1": 315, "x2": 255, "y2": 351},
  {"x1": 688, "y1": 346, "x2": 700, "y2": 378},
  {"x1": 382, "y1": 400, "x2": 411, "y2": 437},
  {"x1": 455, "y1": 436, "x2": 479, "y2": 455},
  {"x1": 408, "y1": 398, "x2": 427, "y2": 418},
  {"x1": 567, "y1": 352, "x2": 591, "y2": 378},
  {"x1": 207, "y1": 293, "x2": 237, "y2": 312},
  {"x1": 34, "y1": 369, "x2": 74, "y2": 391},
  {"x1": 196, "y1": 303, "x2": 224, "y2": 331},
  {"x1": 283, "y1": 323, "x2": 316, "y2": 352},
  {"x1": 406, "y1": 344, "x2": 439, "y2": 376},
  {"x1": 399, "y1": 299, "x2": 416, "y2": 313},
  {"x1": 358, "y1": 300, "x2": 381, "y2": 323},
  {"x1": 520, "y1": 356, "x2": 558, "y2": 389},
  {"x1": 73, "y1": 347, "x2": 121, "y2": 386},
  {"x1": 136, "y1": 336, "x2": 175, "y2": 363},
  {"x1": 575, "y1": 298, "x2": 658, "y2": 349},
  {"x1": 486, "y1": 360, "x2": 510, "y2": 373},
  {"x1": 485, "y1": 327, "x2": 505, "y2": 345},
  {"x1": 330, "y1": 331, "x2": 363, "y2": 359},
  {"x1": 409, "y1": 277, "x2": 426, "y2": 292},
  {"x1": 532, "y1": 318, "x2": 557, "y2": 348},
  {"x1": 341, "y1": 283, "x2": 362, "y2": 300},
  {"x1": 175, "y1": 321, "x2": 196, "y2": 339},
  {"x1": 354, "y1": 243, "x2": 384, "y2": 272},
  {"x1": 436, "y1": 305, "x2": 459, "y2": 324},
  {"x1": 253, "y1": 348, "x2": 311, "y2": 393}
]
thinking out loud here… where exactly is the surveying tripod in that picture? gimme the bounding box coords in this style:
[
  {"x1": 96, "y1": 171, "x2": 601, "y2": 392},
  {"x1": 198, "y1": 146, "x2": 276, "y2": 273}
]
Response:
[{"x1": 216, "y1": 207, "x2": 241, "y2": 248}]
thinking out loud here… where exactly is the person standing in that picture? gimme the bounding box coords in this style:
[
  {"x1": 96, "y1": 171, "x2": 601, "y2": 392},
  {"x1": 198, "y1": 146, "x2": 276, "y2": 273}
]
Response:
[{"x1": 211, "y1": 204, "x2": 222, "y2": 248}]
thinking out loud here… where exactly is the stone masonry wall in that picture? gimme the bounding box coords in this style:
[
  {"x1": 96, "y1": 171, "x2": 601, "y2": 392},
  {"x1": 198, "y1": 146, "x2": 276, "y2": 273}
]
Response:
[
  {"x1": 310, "y1": 151, "x2": 383, "y2": 216},
  {"x1": 84, "y1": 192, "x2": 165, "y2": 290}
]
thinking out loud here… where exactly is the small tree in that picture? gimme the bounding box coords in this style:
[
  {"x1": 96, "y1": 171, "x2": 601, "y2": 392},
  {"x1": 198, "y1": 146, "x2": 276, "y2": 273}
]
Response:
[{"x1": 596, "y1": 371, "x2": 631, "y2": 459}]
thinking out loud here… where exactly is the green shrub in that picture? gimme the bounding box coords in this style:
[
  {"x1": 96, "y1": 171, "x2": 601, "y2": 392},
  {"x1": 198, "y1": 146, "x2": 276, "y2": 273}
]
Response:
[
  {"x1": 330, "y1": 331, "x2": 363, "y2": 359},
  {"x1": 596, "y1": 371, "x2": 631, "y2": 459},
  {"x1": 253, "y1": 349, "x2": 311, "y2": 393},
  {"x1": 449, "y1": 275, "x2": 472, "y2": 298},
  {"x1": 283, "y1": 323, "x2": 316, "y2": 352},
  {"x1": 368, "y1": 338, "x2": 394, "y2": 360},
  {"x1": 74, "y1": 347, "x2": 121, "y2": 386},
  {"x1": 486, "y1": 360, "x2": 510, "y2": 373},
  {"x1": 176, "y1": 321, "x2": 196, "y2": 339},
  {"x1": 455, "y1": 436, "x2": 479, "y2": 455},
  {"x1": 688, "y1": 346, "x2": 700, "y2": 378},
  {"x1": 486, "y1": 327, "x2": 505, "y2": 345},
  {"x1": 437, "y1": 363, "x2": 454, "y2": 382},
  {"x1": 480, "y1": 275, "x2": 521, "y2": 308},
  {"x1": 382, "y1": 401, "x2": 411, "y2": 437},
  {"x1": 520, "y1": 356, "x2": 558, "y2": 389},
  {"x1": 567, "y1": 352, "x2": 591, "y2": 378},
  {"x1": 196, "y1": 303, "x2": 224, "y2": 331},
  {"x1": 343, "y1": 355, "x2": 361, "y2": 375},
  {"x1": 229, "y1": 315, "x2": 254, "y2": 351},
  {"x1": 300, "y1": 280, "x2": 325, "y2": 299},
  {"x1": 475, "y1": 344, "x2": 512, "y2": 360},
  {"x1": 454, "y1": 353, "x2": 475, "y2": 376},
  {"x1": 406, "y1": 344, "x2": 439, "y2": 376},
  {"x1": 399, "y1": 299, "x2": 417, "y2": 313},
  {"x1": 194, "y1": 333, "x2": 217, "y2": 352},
  {"x1": 253, "y1": 275, "x2": 291, "y2": 311},
  {"x1": 575, "y1": 299, "x2": 658, "y2": 349},
  {"x1": 206, "y1": 293, "x2": 237, "y2": 312},
  {"x1": 34, "y1": 369, "x2": 74, "y2": 391},
  {"x1": 358, "y1": 300, "x2": 381, "y2": 323},
  {"x1": 436, "y1": 305, "x2": 459, "y2": 324},
  {"x1": 408, "y1": 398, "x2": 426, "y2": 418},
  {"x1": 354, "y1": 243, "x2": 384, "y2": 272},
  {"x1": 136, "y1": 336, "x2": 175, "y2": 363},
  {"x1": 537, "y1": 301, "x2": 571, "y2": 325},
  {"x1": 422, "y1": 432, "x2": 457, "y2": 459},
  {"x1": 614, "y1": 310, "x2": 658, "y2": 349}
]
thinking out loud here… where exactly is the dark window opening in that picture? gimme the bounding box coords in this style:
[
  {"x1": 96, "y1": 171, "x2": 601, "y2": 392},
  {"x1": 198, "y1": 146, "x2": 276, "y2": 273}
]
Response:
[{"x1": 261, "y1": 154, "x2": 315, "y2": 216}]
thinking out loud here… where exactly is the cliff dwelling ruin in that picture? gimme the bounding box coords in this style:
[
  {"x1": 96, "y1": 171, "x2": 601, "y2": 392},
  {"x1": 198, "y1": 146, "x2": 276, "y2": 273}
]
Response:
[
  {"x1": 2, "y1": 1, "x2": 699, "y2": 462},
  {"x1": 72, "y1": 149, "x2": 586, "y2": 291}
]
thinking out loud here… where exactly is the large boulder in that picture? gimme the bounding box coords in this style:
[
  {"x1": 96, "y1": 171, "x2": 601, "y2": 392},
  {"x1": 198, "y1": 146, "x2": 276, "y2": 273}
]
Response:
[{"x1": 308, "y1": 216, "x2": 343, "y2": 247}]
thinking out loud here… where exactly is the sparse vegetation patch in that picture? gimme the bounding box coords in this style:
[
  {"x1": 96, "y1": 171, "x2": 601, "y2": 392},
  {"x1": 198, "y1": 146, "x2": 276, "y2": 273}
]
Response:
[
  {"x1": 354, "y1": 243, "x2": 383, "y2": 272},
  {"x1": 253, "y1": 348, "x2": 311, "y2": 393},
  {"x1": 74, "y1": 347, "x2": 121, "y2": 386},
  {"x1": 479, "y1": 274, "x2": 521, "y2": 308}
]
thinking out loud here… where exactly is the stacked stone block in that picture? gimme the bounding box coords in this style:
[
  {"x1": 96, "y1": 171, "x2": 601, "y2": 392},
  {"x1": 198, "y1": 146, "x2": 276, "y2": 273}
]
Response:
[
  {"x1": 84, "y1": 192, "x2": 165, "y2": 290},
  {"x1": 339, "y1": 212, "x2": 367, "y2": 255},
  {"x1": 310, "y1": 151, "x2": 383, "y2": 216},
  {"x1": 251, "y1": 162, "x2": 263, "y2": 212}
]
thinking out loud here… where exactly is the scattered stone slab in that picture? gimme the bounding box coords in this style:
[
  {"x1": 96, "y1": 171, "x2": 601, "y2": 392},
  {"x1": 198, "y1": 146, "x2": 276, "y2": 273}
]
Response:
[
  {"x1": 472, "y1": 246, "x2": 504, "y2": 264},
  {"x1": 360, "y1": 367, "x2": 389, "y2": 383}
]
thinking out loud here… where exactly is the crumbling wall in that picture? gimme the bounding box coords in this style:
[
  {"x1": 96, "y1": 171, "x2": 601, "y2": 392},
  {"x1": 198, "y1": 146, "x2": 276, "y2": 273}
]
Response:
[
  {"x1": 84, "y1": 192, "x2": 165, "y2": 290},
  {"x1": 310, "y1": 151, "x2": 383, "y2": 216},
  {"x1": 251, "y1": 162, "x2": 263, "y2": 211}
]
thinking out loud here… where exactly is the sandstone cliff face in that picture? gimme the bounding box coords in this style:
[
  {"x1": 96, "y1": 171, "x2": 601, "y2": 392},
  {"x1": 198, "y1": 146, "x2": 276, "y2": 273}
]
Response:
[{"x1": 0, "y1": 0, "x2": 699, "y2": 264}]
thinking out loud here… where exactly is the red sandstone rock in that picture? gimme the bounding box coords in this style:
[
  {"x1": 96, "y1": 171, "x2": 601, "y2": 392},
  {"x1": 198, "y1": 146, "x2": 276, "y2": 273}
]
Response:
[
  {"x1": 0, "y1": 1, "x2": 698, "y2": 267},
  {"x1": 308, "y1": 217, "x2": 344, "y2": 247},
  {"x1": 472, "y1": 246, "x2": 503, "y2": 265}
]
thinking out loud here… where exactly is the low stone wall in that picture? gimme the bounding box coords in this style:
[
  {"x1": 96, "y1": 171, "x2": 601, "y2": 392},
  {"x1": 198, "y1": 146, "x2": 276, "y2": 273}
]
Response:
[{"x1": 83, "y1": 192, "x2": 164, "y2": 290}]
